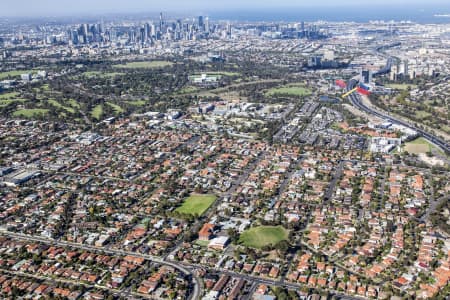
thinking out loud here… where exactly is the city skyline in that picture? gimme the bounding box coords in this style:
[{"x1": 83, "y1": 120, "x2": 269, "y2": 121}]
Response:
[{"x1": 1, "y1": 1, "x2": 450, "y2": 300}]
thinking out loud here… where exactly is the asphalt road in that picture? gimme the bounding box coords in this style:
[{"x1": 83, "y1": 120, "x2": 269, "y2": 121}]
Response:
[
  {"x1": 347, "y1": 79, "x2": 450, "y2": 155},
  {"x1": 0, "y1": 230, "x2": 201, "y2": 300}
]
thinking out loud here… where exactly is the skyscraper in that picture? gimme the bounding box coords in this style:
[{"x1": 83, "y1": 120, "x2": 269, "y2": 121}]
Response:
[
  {"x1": 198, "y1": 16, "x2": 204, "y2": 31},
  {"x1": 160, "y1": 12, "x2": 164, "y2": 33},
  {"x1": 70, "y1": 30, "x2": 78, "y2": 45},
  {"x1": 205, "y1": 17, "x2": 210, "y2": 33},
  {"x1": 403, "y1": 60, "x2": 409, "y2": 77},
  {"x1": 139, "y1": 27, "x2": 146, "y2": 45},
  {"x1": 227, "y1": 23, "x2": 232, "y2": 39},
  {"x1": 82, "y1": 24, "x2": 89, "y2": 36},
  {"x1": 150, "y1": 23, "x2": 156, "y2": 37},
  {"x1": 361, "y1": 70, "x2": 372, "y2": 84},
  {"x1": 144, "y1": 23, "x2": 150, "y2": 42}
]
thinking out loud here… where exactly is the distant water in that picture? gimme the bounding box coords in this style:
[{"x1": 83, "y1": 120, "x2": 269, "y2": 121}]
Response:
[{"x1": 210, "y1": 5, "x2": 450, "y2": 23}]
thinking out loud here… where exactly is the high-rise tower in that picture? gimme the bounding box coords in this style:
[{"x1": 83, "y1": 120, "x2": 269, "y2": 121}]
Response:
[
  {"x1": 198, "y1": 16, "x2": 204, "y2": 31},
  {"x1": 160, "y1": 12, "x2": 164, "y2": 32}
]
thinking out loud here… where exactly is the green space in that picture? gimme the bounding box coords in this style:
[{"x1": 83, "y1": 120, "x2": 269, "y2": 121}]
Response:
[
  {"x1": 195, "y1": 240, "x2": 210, "y2": 247},
  {"x1": 32, "y1": 84, "x2": 61, "y2": 99},
  {"x1": 125, "y1": 100, "x2": 147, "y2": 106},
  {"x1": 40, "y1": 84, "x2": 50, "y2": 91},
  {"x1": 106, "y1": 102, "x2": 124, "y2": 114},
  {"x1": 175, "y1": 194, "x2": 216, "y2": 216},
  {"x1": 0, "y1": 70, "x2": 34, "y2": 80},
  {"x1": 266, "y1": 84, "x2": 312, "y2": 97},
  {"x1": 239, "y1": 226, "x2": 289, "y2": 249},
  {"x1": 414, "y1": 111, "x2": 432, "y2": 119},
  {"x1": 47, "y1": 99, "x2": 76, "y2": 114},
  {"x1": 83, "y1": 71, "x2": 124, "y2": 78},
  {"x1": 210, "y1": 71, "x2": 240, "y2": 76},
  {"x1": 404, "y1": 137, "x2": 442, "y2": 155},
  {"x1": 0, "y1": 92, "x2": 21, "y2": 100},
  {"x1": 91, "y1": 104, "x2": 104, "y2": 120},
  {"x1": 386, "y1": 84, "x2": 418, "y2": 90},
  {"x1": 0, "y1": 99, "x2": 26, "y2": 107},
  {"x1": 13, "y1": 108, "x2": 49, "y2": 118},
  {"x1": 176, "y1": 86, "x2": 199, "y2": 94},
  {"x1": 67, "y1": 99, "x2": 81, "y2": 109},
  {"x1": 114, "y1": 61, "x2": 173, "y2": 69}
]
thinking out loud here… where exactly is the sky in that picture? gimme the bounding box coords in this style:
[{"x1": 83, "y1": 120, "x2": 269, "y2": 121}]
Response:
[{"x1": 2, "y1": 0, "x2": 450, "y2": 18}]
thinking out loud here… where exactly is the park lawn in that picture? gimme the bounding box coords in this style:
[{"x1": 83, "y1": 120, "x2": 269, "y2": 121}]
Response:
[
  {"x1": 195, "y1": 239, "x2": 210, "y2": 247},
  {"x1": 125, "y1": 100, "x2": 147, "y2": 106},
  {"x1": 13, "y1": 108, "x2": 49, "y2": 118},
  {"x1": 175, "y1": 194, "x2": 216, "y2": 216},
  {"x1": 239, "y1": 226, "x2": 289, "y2": 249},
  {"x1": 0, "y1": 70, "x2": 34, "y2": 80},
  {"x1": 114, "y1": 61, "x2": 173, "y2": 69},
  {"x1": 210, "y1": 71, "x2": 240, "y2": 76},
  {"x1": 0, "y1": 92, "x2": 20, "y2": 100},
  {"x1": 404, "y1": 137, "x2": 439, "y2": 154},
  {"x1": 91, "y1": 104, "x2": 104, "y2": 120},
  {"x1": 386, "y1": 84, "x2": 418, "y2": 90},
  {"x1": 106, "y1": 102, "x2": 124, "y2": 114},
  {"x1": 176, "y1": 86, "x2": 199, "y2": 94},
  {"x1": 40, "y1": 84, "x2": 50, "y2": 91},
  {"x1": 414, "y1": 111, "x2": 432, "y2": 120},
  {"x1": 67, "y1": 99, "x2": 81, "y2": 109},
  {"x1": 0, "y1": 99, "x2": 27, "y2": 107},
  {"x1": 83, "y1": 71, "x2": 124, "y2": 78},
  {"x1": 266, "y1": 84, "x2": 312, "y2": 97},
  {"x1": 0, "y1": 92, "x2": 27, "y2": 107},
  {"x1": 442, "y1": 125, "x2": 450, "y2": 134},
  {"x1": 47, "y1": 99, "x2": 76, "y2": 114}
]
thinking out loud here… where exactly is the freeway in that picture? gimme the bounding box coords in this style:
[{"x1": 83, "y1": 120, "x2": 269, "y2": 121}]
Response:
[
  {"x1": 347, "y1": 79, "x2": 450, "y2": 155},
  {"x1": 362, "y1": 45, "x2": 450, "y2": 154}
]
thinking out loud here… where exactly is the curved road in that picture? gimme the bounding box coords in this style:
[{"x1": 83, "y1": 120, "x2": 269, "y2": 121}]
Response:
[
  {"x1": 359, "y1": 44, "x2": 450, "y2": 154},
  {"x1": 0, "y1": 231, "x2": 201, "y2": 300},
  {"x1": 347, "y1": 79, "x2": 450, "y2": 155}
]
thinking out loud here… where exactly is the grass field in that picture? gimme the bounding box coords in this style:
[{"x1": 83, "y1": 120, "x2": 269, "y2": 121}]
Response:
[
  {"x1": 0, "y1": 70, "x2": 34, "y2": 80},
  {"x1": 0, "y1": 99, "x2": 26, "y2": 107},
  {"x1": 415, "y1": 111, "x2": 432, "y2": 119},
  {"x1": 404, "y1": 137, "x2": 433, "y2": 154},
  {"x1": 125, "y1": 100, "x2": 147, "y2": 106},
  {"x1": 67, "y1": 99, "x2": 81, "y2": 109},
  {"x1": 13, "y1": 109, "x2": 49, "y2": 118},
  {"x1": 266, "y1": 84, "x2": 312, "y2": 97},
  {"x1": 195, "y1": 240, "x2": 210, "y2": 247},
  {"x1": 91, "y1": 104, "x2": 103, "y2": 120},
  {"x1": 106, "y1": 102, "x2": 124, "y2": 114},
  {"x1": 40, "y1": 84, "x2": 50, "y2": 91},
  {"x1": 386, "y1": 84, "x2": 418, "y2": 90},
  {"x1": 0, "y1": 92, "x2": 27, "y2": 107},
  {"x1": 48, "y1": 99, "x2": 76, "y2": 114},
  {"x1": 83, "y1": 71, "x2": 124, "y2": 78},
  {"x1": 176, "y1": 86, "x2": 199, "y2": 94},
  {"x1": 239, "y1": 226, "x2": 289, "y2": 249},
  {"x1": 0, "y1": 92, "x2": 20, "y2": 100},
  {"x1": 114, "y1": 61, "x2": 173, "y2": 69},
  {"x1": 209, "y1": 72, "x2": 240, "y2": 76},
  {"x1": 175, "y1": 194, "x2": 216, "y2": 216}
]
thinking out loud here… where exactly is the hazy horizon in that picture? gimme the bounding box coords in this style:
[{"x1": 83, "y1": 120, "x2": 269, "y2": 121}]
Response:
[{"x1": 2, "y1": 0, "x2": 450, "y2": 19}]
